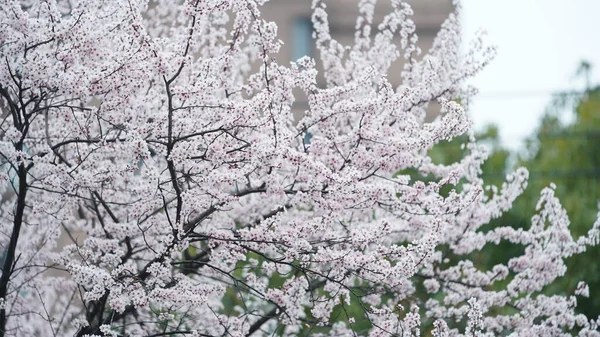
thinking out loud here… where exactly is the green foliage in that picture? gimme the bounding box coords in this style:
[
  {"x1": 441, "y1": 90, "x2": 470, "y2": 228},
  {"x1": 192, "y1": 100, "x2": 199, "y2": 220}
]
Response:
[
  {"x1": 513, "y1": 86, "x2": 600, "y2": 317},
  {"x1": 426, "y1": 84, "x2": 600, "y2": 318}
]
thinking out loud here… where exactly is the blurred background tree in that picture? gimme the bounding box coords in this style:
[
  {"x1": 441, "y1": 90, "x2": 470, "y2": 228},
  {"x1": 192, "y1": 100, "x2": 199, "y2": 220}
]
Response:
[
  {"x1": 426, "y1": 62, "x2": 600, "y2": 319},
  {"x1": 512, "y1": 81, "x2": 600, "y2": 318},
  {"x1": 431, "y1": 62, "x2": 600, "y2": 317}
]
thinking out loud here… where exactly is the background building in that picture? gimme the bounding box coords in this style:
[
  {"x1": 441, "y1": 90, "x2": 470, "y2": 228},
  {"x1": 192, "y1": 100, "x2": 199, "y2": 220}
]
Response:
[{"x1": 260, "y1": 0, "x2": 454, "y2": 120}]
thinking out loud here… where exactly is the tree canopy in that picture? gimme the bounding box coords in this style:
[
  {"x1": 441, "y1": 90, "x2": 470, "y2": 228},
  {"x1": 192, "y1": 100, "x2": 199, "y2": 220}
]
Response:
[{"x1": 0, "y1": 1, "x2": 598, "y2": 336}]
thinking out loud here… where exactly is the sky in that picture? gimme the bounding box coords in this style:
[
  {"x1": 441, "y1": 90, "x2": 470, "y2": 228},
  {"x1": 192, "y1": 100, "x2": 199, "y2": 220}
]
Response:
[{"x1": 461, "y1": 0, "x2": 600, "y2": 151}]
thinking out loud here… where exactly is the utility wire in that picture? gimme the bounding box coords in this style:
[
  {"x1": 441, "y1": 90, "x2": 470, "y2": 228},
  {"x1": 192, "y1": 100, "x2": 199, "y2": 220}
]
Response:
[
  {"x1": 475, "y1": 89, "x2": 586, "y2": 99},
  {"x1": 482, "y1": 168, "x2": 600, "y2": 181}
]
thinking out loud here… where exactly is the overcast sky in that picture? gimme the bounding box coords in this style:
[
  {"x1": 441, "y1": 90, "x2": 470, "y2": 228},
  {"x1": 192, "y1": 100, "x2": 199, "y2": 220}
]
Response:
[{"x1": 461, "y1": 0, "x2": 600, "y2": 151}]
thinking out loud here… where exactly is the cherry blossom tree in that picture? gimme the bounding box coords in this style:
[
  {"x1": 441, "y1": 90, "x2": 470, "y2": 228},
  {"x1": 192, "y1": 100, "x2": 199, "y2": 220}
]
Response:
[{"x1": 0, "y1": 0, "x2": 599, "y2": 336}]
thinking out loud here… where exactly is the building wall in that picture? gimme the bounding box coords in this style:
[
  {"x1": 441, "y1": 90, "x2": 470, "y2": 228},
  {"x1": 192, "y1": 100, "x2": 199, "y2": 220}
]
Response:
[{"x1": 260, "y1": 0, "x2": 454, "y2": 121}]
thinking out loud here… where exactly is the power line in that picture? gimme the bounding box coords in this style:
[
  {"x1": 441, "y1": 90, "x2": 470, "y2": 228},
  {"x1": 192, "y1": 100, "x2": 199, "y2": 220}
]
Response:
[
  {"x1": 473, "y1": 89, "x2": 587, "y2": 100},
  {"x1": 482, "y1": 168, "x2": 600, "y2": 181},
  {"x1": 538, "y1": 131, "x2": 600, "y2": 139}
]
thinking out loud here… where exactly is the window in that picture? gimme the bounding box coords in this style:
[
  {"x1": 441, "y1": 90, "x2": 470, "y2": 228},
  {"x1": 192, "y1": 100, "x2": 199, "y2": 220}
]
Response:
[
  {"x1": 292, "y1": 18, "x2": 313, "y2": 61},
  {"x1": 303, "y1": 132, "x2": 313, "y2": 144}
]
